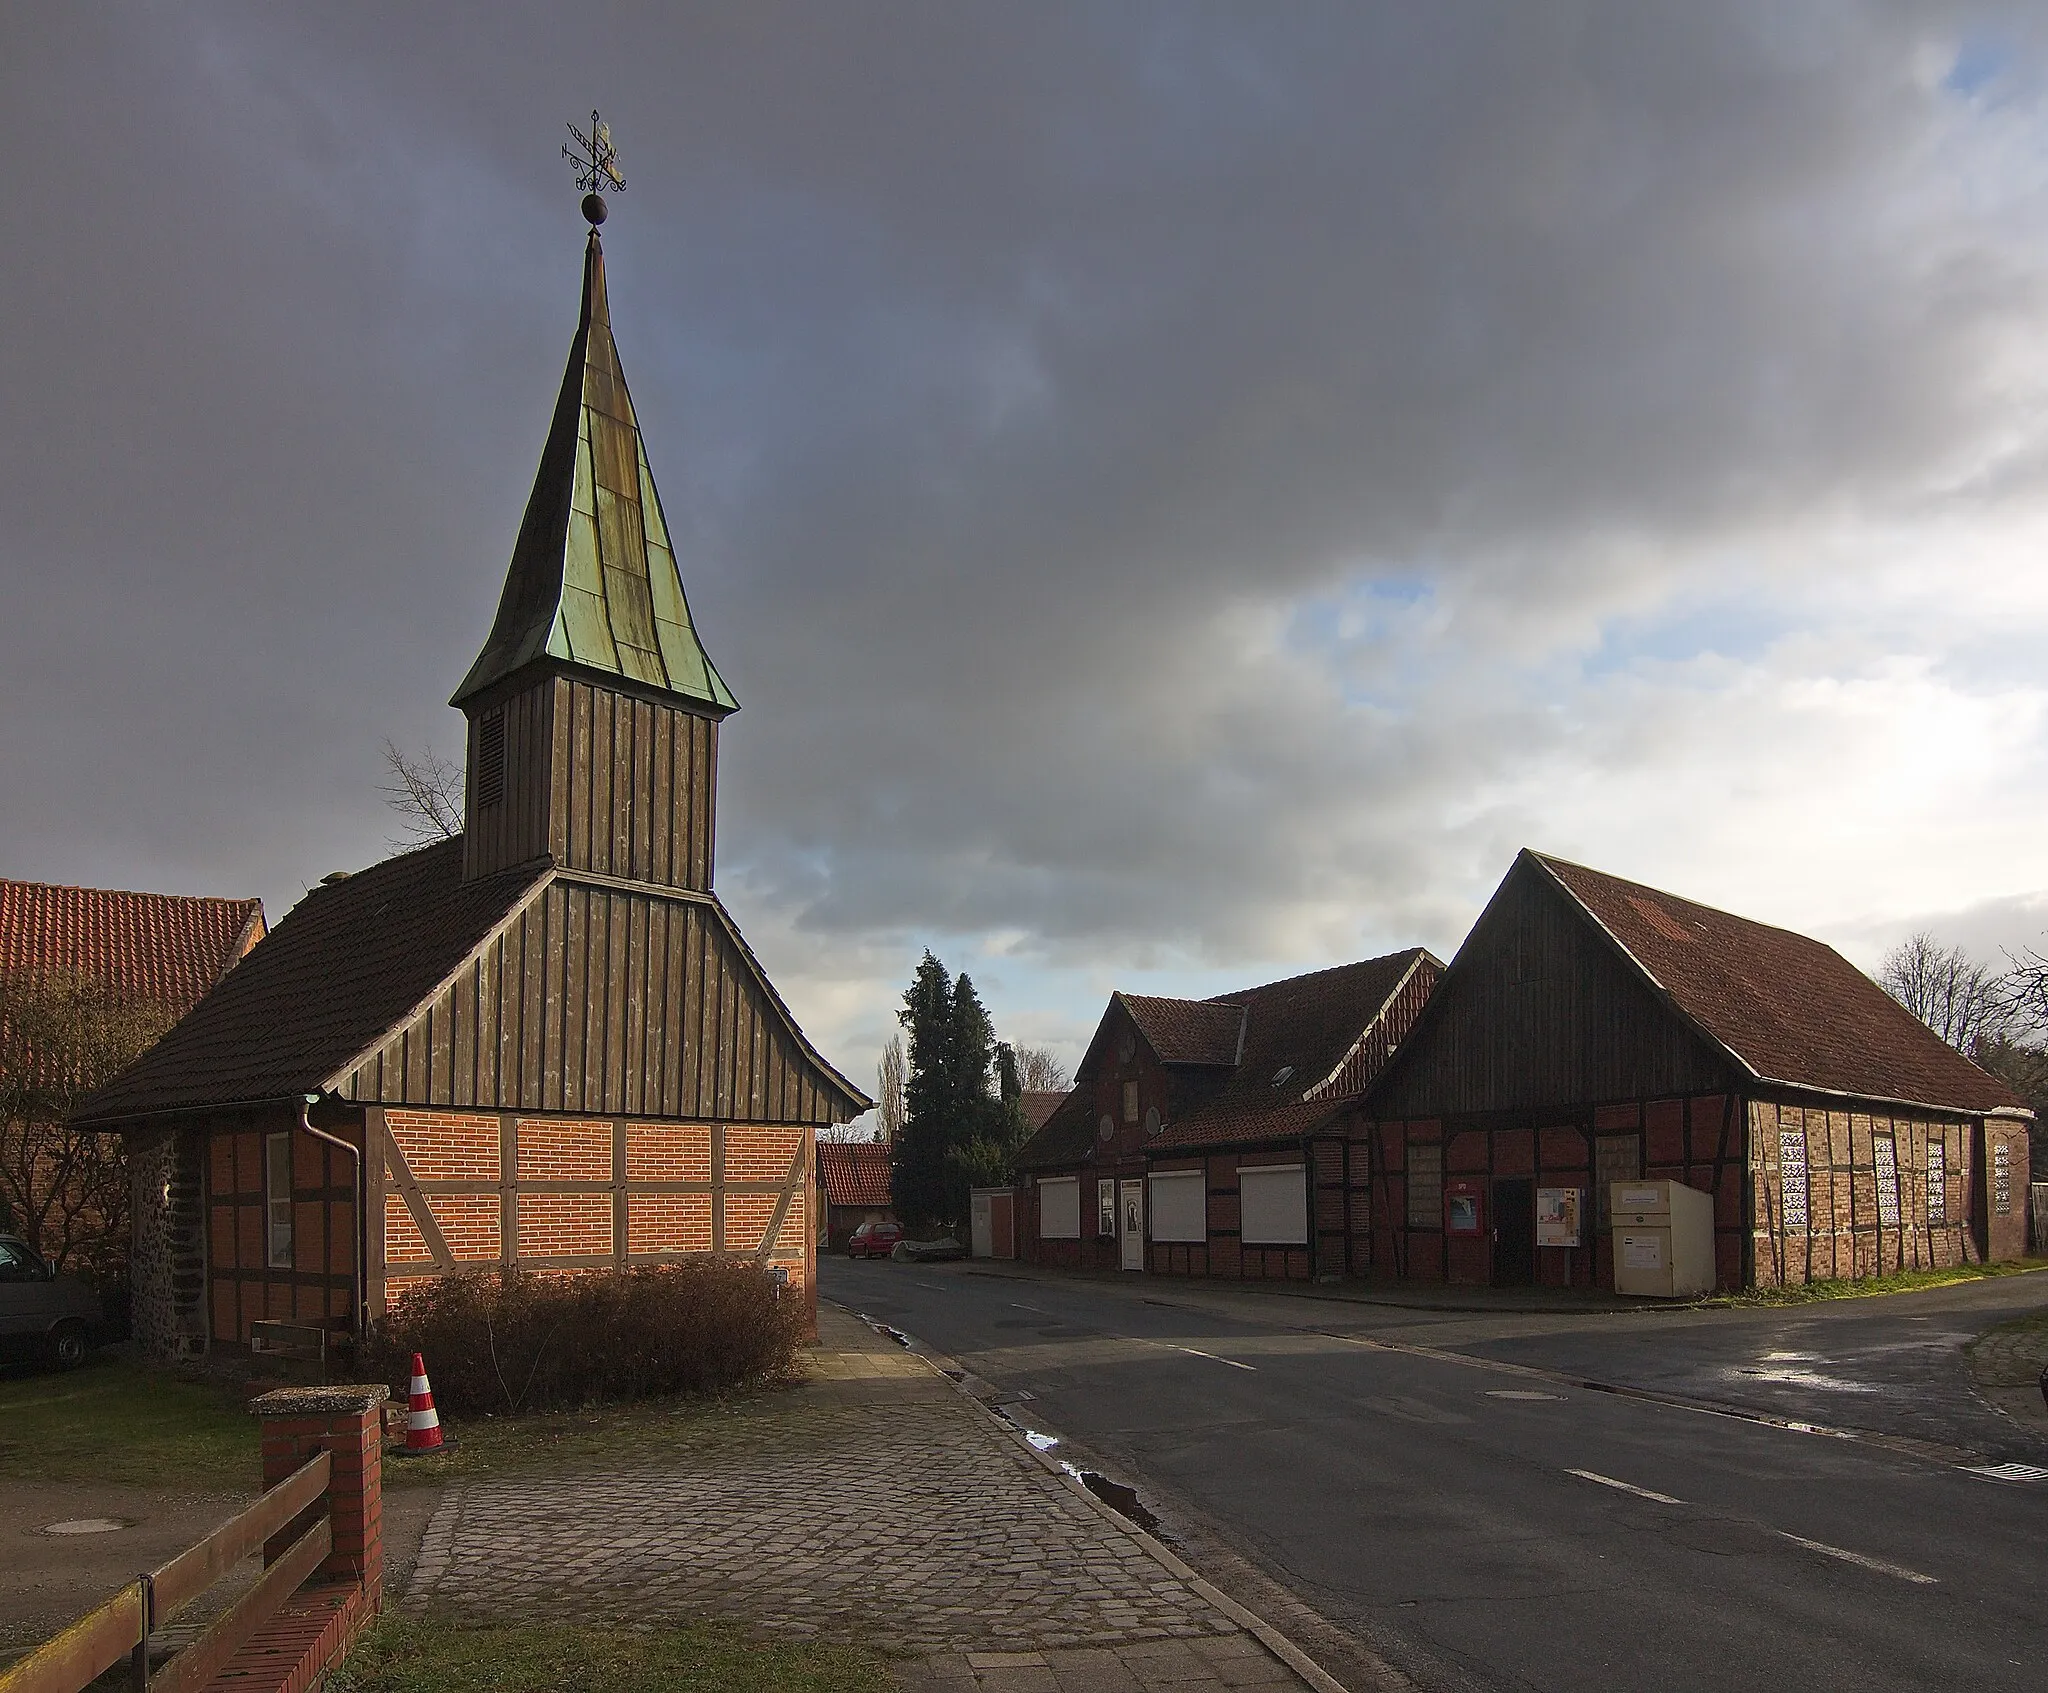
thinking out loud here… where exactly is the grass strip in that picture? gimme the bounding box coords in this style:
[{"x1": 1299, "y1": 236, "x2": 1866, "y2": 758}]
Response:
[
  {"x1": 0, "y1": 1360, "x2": 252, "y2": 1492},
  {"x1": 1705, "y1": 1257, "x2": 2048, "y2": 1308},
  {"x1": 328, "y1": 1613, "x2": 898, "y2": 1693}
]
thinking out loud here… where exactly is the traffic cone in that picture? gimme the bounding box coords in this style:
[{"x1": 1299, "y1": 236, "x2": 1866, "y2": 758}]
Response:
[{"x1": 396, "y1": 1351, "x2": 453, "y2": 1456}]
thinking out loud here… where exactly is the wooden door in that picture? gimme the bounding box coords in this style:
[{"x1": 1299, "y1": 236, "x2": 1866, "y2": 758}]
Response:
[
  {"x1": 1492, "y1": 1177, "x2": 1535, "y2": 1285},
  {"x1": 1119, "y1": 1179, "x2": 1144, "y2": 1271}
]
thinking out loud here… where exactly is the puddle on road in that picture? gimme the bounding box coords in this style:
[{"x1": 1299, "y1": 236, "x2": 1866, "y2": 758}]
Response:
[
  {"x1": 1729, "y1": 1362, "x2": 1877, "y2": 1393},
  {"x1": 1061, "y1": 1462, "x2": 1166, "y2": 1537}
]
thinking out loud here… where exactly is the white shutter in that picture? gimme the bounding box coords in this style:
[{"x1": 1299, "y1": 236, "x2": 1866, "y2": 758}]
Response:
[
  {"x1": 1239, "y1": 1164, "x2": 1307, "y2": 1246},
  {"x1": 1039, "y1": 1176, "x2": 1080, "y2": 1239},
  {"x1": 1148, "y1": 1170, "x2": 1206, "y2": 1243}
]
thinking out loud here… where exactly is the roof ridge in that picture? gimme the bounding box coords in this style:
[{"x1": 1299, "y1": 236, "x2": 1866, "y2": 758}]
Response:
[
  {"x1": 1529, "y1": 851, "x2": 1821, "y2": 950},
  {"x1": 0, "y1": 877, "x2": 259, "y2": 909},
  {"x1": 1201, "y1": 947, "x2": 1429, "y2": 1006}
]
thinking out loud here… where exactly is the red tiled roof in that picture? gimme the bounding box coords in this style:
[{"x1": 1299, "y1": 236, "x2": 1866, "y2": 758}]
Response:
[
  {"x1": 1533, "y1": 853, "x2": 2024, "y2": 1116},
  {"x1": 1019, "y1": 1090, "x2": 1068, "y2": 1132},
  {"x1": 819, "y1": 1141, "x2": 893, "y2": 1208},
  {"x1": 1018, "y1": 951, "x2": 1439, "y2": 1165},
  {"x1": 1116, "y1": 996, "x2": 1245, "y2": 1065},
  {"x1": 1155, "y1": 952, "x2": 1438, "y2": 1150},
  {"x1": 0, "y1": 879, "x2": 264, "y2": 1018}
]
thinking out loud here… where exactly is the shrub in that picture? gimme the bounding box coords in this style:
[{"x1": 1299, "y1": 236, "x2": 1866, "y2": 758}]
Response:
[{"x1": 362, "y1": 1260, "x2": 806, "y2": 1416}]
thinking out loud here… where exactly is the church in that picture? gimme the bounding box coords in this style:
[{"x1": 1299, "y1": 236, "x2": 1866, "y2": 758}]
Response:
[{"x1": 80, "y1": 216, "x2": 869, "y2": 1356}]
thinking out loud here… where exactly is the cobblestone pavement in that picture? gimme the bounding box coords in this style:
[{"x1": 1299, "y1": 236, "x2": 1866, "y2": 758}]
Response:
[
  {"x1": 408, "y1": 1306, "x2": 1309, "y2": 1688},
  {"x1": 1967, "y1": 1312, "x2": 2048, "y2": 1433}
]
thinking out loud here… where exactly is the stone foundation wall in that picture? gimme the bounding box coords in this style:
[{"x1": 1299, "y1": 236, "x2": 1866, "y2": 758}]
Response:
[{"x1": 127, "y1": 1122, "x2": 208, "y2": 1358}]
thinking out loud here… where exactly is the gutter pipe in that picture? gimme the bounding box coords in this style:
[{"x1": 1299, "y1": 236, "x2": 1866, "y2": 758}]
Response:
[{"x1": 297, "y1": 1095, "x2": 367, "y2": 1343}]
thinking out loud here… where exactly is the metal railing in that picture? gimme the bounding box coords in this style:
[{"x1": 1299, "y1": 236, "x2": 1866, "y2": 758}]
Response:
[{"x1": 0, "y1": 1451, "x2": 333, "y2": 1693}]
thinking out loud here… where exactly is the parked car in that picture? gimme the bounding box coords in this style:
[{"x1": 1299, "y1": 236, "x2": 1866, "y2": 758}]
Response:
[
  {"x1": 846, "y1": 1220, "x2": 905, "y2": 1259},
  {"x1": 0, "y1": 1235, "x2": 101, "y2": 1368},
  {"x1": 896, "y1": 1234, "x2": 966, "y2": 1263}
]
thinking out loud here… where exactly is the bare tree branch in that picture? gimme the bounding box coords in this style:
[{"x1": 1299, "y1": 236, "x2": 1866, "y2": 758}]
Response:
[
  {"x1": 876, "y1": 1034, "x2": 907, "y2": 1143},
  {"x1": 1876, "y1": 932, "x2": 2010, "y2": 1052},
  {"x1": 1012, "y1": 1044, "x2": 1070, "y2": 1093},
  {"x1": 380, "y1": 739, "x2": 464, "y2": 845}
]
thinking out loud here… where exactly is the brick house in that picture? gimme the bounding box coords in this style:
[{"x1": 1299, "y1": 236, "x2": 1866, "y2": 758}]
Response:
[
  {"x1": 1358, "y1": 851, "x2": 2034, "y2": 1292},
  {"x1": 77, "y1": 224, "x2": 868, "y2": 1357},
  {"x1": 817, "y1": 1140, "x2": 894, "y2": 1250},
  {"x1": 1016, "y1": 953, "x2": 1439, "y2": 1278},
  {"x1": 1, "y1": 881, "x2": 264, "y2": 1270}
]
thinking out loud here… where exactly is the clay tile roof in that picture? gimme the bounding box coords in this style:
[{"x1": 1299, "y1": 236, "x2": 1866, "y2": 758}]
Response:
[
  {"x1": 1154, "y1": 951, "x2": 1437, "y2": 1151},
  {"x1": 1533, "y1": 852, "x2": 2024, "y2": 1116},
  {"x1": 0, "y1": 879, "x2": 264, "y2": 1017},
  {"x1": 818, "y1": 1141, "x2": 894, "y2": 1208},
  {"x1": 1116, "y1": 995, "x2": 1245, "y2": 1065},
  {"x1": 1018, "y1": 1090, "x2": 1069, "y2": 1132},
  {"x1": 1015, "y1": 1087, "x2": 1099, "y2": 1170},
  {"x1": 75, "y1": 840, "x2": 546, "y2": 1124},
  {"x1": 1018, "y1": 950, "x2": 1439, "y2": 1164}
]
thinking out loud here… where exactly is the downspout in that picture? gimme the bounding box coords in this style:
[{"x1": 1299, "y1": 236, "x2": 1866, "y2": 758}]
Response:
[{"x1": 298, "y1": 1095, "x2": 367, "y2": 1343}]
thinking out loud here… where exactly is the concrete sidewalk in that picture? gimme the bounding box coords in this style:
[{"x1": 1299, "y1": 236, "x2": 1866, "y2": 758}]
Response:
[{"x1": 406, "y1": 1303, "x2": 1326, "y2": 1692}]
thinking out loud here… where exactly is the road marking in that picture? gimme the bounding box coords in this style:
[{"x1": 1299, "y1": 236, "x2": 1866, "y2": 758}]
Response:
[
  {"x1": 1564, "y1": 1468, "x2": 1940, "y2": 1586},
  {"x1": 1487, "y1": 1389, "x2": 1564, "y2": 1401},
  {"x1": 1775, "y1": 1532, "x2": 1938, "y2": 1585},
  {"x1": 1165, "y1": 1344, "x2": 1257, "y2": 1371},
  {"x1": 1964, "y1": 1462, "x2": 2048, "y2": 1484},
  {"x1": 1565, "y1": 1468, "x2": 1684, "y2": 1505},
  {"x1": 1008, "y1": 1302, "x2": 1049, "y2": 1314}
]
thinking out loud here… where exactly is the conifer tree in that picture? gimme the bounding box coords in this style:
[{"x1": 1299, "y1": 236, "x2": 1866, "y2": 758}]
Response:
[{"x1": 891, "y1": 953, "x2": 1008, "y2": 1231}]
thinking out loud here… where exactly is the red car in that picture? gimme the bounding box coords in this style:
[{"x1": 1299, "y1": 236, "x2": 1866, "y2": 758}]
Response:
[{"x1": 845, "y1": 1220, "x2": 904, "y2": 1260}]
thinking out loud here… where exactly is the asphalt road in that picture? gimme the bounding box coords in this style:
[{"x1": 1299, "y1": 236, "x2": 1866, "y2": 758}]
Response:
[{"x1": 822, "y1": 1259, "x2": 2048, "y2": 1693}]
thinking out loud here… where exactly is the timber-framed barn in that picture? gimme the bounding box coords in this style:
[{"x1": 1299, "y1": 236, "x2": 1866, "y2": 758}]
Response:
[
  {"x1": 80, "y1": 226, "x2": 869, "y2": 1357},
  {"x1": 1359, "y1": 851, "x2": 2032, "y2": 1292}
]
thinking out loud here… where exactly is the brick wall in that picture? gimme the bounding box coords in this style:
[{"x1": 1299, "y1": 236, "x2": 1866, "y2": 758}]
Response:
[
  {"x1": 1748, "y1": 1100, "x2": 1976, "y2": 1288},
  {"x1": 371, "y1": 1107, "x2": 813, "y2": 1318}
]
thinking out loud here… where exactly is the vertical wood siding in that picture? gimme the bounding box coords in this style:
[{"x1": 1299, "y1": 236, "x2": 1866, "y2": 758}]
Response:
[
  {"x1": 462, "y1": 674, "x2": 721, "y2": 891},
  {"x1": 336, "y1": 882, "x2": 845, "y2": 1124},
  {"x1": 1369, "y1": 864, "x2": 1732, "y2": 1119}
]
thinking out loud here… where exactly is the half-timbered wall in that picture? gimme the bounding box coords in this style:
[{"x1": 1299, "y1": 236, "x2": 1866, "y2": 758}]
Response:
[
  {"x1": 203, "y1": 1106, "x2": 358, "y2": 1346},
  {"x1": 1143, "y1": 1146, "x2": 1319, "y2": 1280},
  {"x1": 1363, "y1": 1093, "x2": 1749, "y2": 1291},
  {"x1": 1747, "y1": 1099, "x2": 1984, "y2": 1288},
  {"x1": 367, "y1": 1106, "x2": 813, "y2": 1318},
  {"x1": 463, "y1": 673, "x2": 720, "y2": 891},
  {"x1": 337, "y1": 881, "x2": 843, "y2": 1124}
]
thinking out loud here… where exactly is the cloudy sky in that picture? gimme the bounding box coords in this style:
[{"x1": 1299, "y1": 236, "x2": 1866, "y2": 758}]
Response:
[{"x1": 6, "y1": 3, "x2": 2048, "y2": 1096}]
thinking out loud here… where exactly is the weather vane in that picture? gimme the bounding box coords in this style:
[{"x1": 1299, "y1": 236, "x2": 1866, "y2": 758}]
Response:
[{"x1": 564, "y1": 110, "x2": 625, "y2": 226}]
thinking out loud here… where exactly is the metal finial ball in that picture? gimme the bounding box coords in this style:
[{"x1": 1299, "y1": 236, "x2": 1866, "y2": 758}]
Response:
[{"x1": 582, "y1": 192, "x2": 608, "y2": 227}]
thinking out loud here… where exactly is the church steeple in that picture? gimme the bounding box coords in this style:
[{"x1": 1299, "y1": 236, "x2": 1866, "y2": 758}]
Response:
[
  {"x1": 456, "y1": 161, "x2": 733, "y2": 891},
  {"x1": 452, "y1": 230, "x2": 736, "y2": 715}
]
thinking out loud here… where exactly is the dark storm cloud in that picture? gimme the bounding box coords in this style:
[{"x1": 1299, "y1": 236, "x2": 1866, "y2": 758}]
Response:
[{"x1": 5, "y1": 4, "x2": 2048, "y2": 1063}]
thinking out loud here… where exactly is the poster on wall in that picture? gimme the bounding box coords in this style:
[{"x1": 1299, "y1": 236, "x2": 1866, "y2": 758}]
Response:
[
  {"x1": 1536, "y1": 1187, "x2": 1583, "y2": 1248},
  {"x1": 1445, "y1": 1181, "x2": 1482, "y2": 1235}
]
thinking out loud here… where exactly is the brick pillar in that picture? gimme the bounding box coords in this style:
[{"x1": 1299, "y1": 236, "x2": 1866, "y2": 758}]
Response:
[{"x1": 250, "y1": 1385, "x2": 391, "y2": 1603}]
